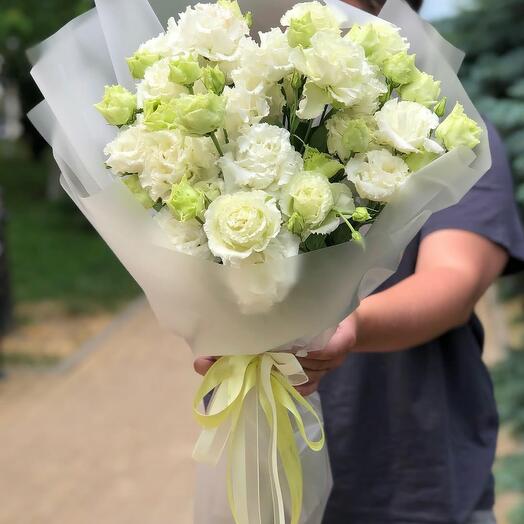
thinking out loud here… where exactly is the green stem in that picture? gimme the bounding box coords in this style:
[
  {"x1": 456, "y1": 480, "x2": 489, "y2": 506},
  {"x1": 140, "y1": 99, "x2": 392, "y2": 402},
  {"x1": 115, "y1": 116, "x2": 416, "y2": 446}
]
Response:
[
  {"x1": 209, "y1": 132, "x2": 224, "y2": 156},
  {"x1": 188, "y1": 85, "x2": 194, "y2": 95},
  {"x1": 223, "y1": 128, "x2": 230, "y2": 144},
  {"x1": 319, "y1": 105, "x2": 330, "y2": 126},
  {"x1": 302, "y1": 119, "x2": 314, "y2": 152}
]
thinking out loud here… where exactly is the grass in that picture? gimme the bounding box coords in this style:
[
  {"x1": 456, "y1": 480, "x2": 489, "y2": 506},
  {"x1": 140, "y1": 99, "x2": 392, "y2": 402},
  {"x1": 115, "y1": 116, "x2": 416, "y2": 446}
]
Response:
[{"x1": 0, "y1": 143, "x2": 140, "y2": 313}]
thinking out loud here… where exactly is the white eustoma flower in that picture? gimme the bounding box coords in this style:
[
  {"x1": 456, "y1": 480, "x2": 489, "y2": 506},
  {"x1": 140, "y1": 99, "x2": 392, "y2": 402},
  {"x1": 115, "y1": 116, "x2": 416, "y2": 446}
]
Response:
[
  {"x1": 375, "y1": 99, "x2": 444, "y2": 154},
  {"x1": 140, "y1": 130, "x2": 220, "y2": 201},
  {"x1": 155, "y1": 208, "x2": 211, "y2": 259},
  {"x1": 290, "y1": 31, "x2": 387, "y2": 119},
  {"x1": 136, "y1": 30, "x2": 174, "y2": 59},
  {"x1": 222, "y1": 83, "x2": 271, "y2": 138},
  {"x1": 104, "y1": 124, "x2": 147, "y2": 175},
  {"x1": 204, "y1": 190, "x2": 282, "y2": 262},
  {"x1": 219, "y1": 123, "x2": 303, "y2": 194},
  {"x1": 168, "y1": 2, "x2": 249, "y2": 66},
  {"x1": 232, "y1": 29, "x2": 294, "y2": 91},
  {"x1": 346, "y1": 149, "x2": 411, "y2": 202},
  {"x1": 136, "y1": 58, "x2": 188, "y2": 108}
]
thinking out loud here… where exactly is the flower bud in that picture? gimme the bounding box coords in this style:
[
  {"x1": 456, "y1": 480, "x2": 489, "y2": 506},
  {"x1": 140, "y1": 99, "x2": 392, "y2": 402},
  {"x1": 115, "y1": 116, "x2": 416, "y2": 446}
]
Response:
[
  {"x1": 126, "y1": 50, "x2": 161, "y2": 79},
  {"x1": 351, "y1": 207, "x2": 371, "y2": 223},
  {"x1": 435, "y1": 103, "x2": 482, "y2": 150},
  {"x1": 201, "y1": 65, "x2": 226, "y2": 95},
  {"x1": 172, "y1": 93, "x2": 226, "y2": 137},
  {"x1": 382, "y1": 52, "x2": 417, "y2": 86},
  {"x1": 169, "y1": 56, "x2": 202, "y2": 86},
  {"x1": 166, "y1": 177, "x2": 206, "y2": 222},
  {"x1": 122, "y1": 175, "x2": 154, "y2": 209},
  {"x1": 143, "y1": 98, "x2": 177, "y2": 131},
  {"x1": 95, "y1": 85, "x2": 137, "y2": 126}
]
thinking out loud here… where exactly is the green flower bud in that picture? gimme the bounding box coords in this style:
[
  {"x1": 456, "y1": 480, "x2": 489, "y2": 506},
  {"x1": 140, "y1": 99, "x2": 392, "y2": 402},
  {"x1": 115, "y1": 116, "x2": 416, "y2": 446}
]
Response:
[
  {"x1": 126, "y1": 50, "x2": 161, "y2": 79},
  {"x1": 290, "y1": 71, "x2": 303, "y2": 90},
  {"x1": 303, "y1": 147, "x2": 344, "y2": 179},
  {"x1": 404, "y1": 151, "x2": 439, "y2": 172},
  {"x1": 287, "y1": 211, "x2": 306, "y2": 236},
  {"x1": 166, "y1": 177, "x2": 206, "y2": 222},
  {"x1": 435, "y1": 103, "x2": 482, "y2": 150},
  {"x1": 169, "y1": 56, "x2": 202, "y2": 86},
  {"x1": 434, "y1": 97, "x2": 447, "y2": 118},
  {"x1": 122, "y1": 175, "x2": 154, "y2": 209},
  {"x1": 94, "y1": 85, "x2": 137, "y2": 126},
  {"x1": 172, "y1": 93, "x2": 226, "y2": 137},
  {"x1": 244, "y1": 11, "x2": 253, "y2": 28},
  {"x1": 351, "y1": 207, "x2": 371, "y2": 223},
  {"x1": 399, "y1": 70, "x2": 441, "y2": 107},
  {"x1": 143, "y1": 98, "x2": 177, "y2": 131},
  {"x1": 201, "y1": 65, "x2": 226, "y2": 95},
  {"x1": 343, "y1": 119, "x2": 373, "y2": 154},
  {"x1": 382, "y1": 52, "x2": 417, "y2": 86},
  {"x1": 352, "y1": 229, "x2": 364, "y2": 247}
]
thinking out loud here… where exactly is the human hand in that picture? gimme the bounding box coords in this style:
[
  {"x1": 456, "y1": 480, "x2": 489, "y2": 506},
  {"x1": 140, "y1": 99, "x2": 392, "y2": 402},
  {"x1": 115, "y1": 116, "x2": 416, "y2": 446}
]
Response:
[
  {"x1": 295, "y1": 314, "x2": 358, "y2": 396},
  {"x1": 194, "y1": 356, "x2": 217, "y2": 376}
]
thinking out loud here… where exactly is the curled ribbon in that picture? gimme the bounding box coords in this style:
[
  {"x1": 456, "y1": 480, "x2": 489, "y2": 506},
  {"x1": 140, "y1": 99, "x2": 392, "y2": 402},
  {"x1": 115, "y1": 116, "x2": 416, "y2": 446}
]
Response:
[{"x1": 193, "y1": 353, "x2": 326, "y2": 524}]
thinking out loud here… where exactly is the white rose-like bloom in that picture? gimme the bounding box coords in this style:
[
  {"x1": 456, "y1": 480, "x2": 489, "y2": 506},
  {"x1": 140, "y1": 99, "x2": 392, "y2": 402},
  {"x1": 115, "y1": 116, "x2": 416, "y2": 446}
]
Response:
[
  {"x1": 346, "y1": 149, "x2": 411, "y2": 202},
  {"x1": 232, "y1": 29, "x2": 294, "y2": 91},
  {"x1": 104, "y1": 124, "x2": 147, "y2": 175},
  {"x1": 168, "y1": 2, "x2": 249, "y2": 65},
  {"x1": 219, "y1": 123, "x2": 302, "y2": 194},
  {"x1": 291, "y1": 31, "x2": 387, "y2": 119},
  {"x1": 204, "y1": 191, "x2": 282, "y2": 262},
  {"x1": 137, "y1": 30, "x2": 174, "y2": 58},
  {"x1": 375, "y1": 99, "x2": 444, "y2": 155},
  {"x1": 154, "y1": 208, "x2": 211, "y2": 259},
  {"x1": 136, "y1": 58, "x2": 188, "y2": 108},
  {"x1": 140, "y1": 130, "x2": 219, "y2": 201},
  {"x1": 223, "y1": 84, "x2": 271, "y2": 138},
  {"x1": 226, "y1": 229, "x2": 300, "y2": 314}
]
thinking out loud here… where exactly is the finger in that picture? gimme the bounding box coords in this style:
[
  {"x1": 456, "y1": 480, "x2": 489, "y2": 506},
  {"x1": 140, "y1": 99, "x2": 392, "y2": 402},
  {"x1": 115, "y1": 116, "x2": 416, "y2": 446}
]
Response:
[
  {"x1": 303, "y1": 369, "x2": 326, "y2": 382},
  {"x1": 193, "y1": 357, "x2": 216, "y2": 376},
  {"x1": 296, "y1": 381, "x2": 319, "y2": 397},
  {"x1": 297, "y1": 357, "x2": 332, "y2": 371}
]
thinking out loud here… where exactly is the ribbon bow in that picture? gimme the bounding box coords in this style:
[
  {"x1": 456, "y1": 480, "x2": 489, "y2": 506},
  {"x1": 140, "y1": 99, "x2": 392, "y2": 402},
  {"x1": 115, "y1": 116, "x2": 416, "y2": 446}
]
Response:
[{"x1": 193, "y1": 353, "x2": 326, "y2": 524}]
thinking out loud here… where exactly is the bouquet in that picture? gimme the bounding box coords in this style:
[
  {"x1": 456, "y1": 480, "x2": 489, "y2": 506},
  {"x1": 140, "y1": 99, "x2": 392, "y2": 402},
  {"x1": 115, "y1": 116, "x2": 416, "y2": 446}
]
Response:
[{"x1": 28, "y1": 0, "x2": 491, "y2": 522}]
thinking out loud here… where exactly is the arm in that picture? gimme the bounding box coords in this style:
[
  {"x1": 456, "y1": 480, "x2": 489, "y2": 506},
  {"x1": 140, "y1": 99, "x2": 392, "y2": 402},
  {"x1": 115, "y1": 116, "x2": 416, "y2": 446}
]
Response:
[{"x1": 295, "y1": 229, "x2": 508, "y2": 395}]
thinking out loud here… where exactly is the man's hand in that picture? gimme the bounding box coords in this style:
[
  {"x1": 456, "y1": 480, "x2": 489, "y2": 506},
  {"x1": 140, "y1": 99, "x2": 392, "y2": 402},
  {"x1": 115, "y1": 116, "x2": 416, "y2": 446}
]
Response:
[
  {"x1": 295, "y1": 314, "x2": 358, "y2": 396},
  {"x1": 194, "y1": 356, "x2": 216, "y2": 376}
]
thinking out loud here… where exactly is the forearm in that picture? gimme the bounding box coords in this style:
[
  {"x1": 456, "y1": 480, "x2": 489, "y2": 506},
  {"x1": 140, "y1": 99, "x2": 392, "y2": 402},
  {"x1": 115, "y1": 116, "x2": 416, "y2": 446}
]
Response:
[{"x1": 350, "y1": 266, "x2": 481, "y2": 353}]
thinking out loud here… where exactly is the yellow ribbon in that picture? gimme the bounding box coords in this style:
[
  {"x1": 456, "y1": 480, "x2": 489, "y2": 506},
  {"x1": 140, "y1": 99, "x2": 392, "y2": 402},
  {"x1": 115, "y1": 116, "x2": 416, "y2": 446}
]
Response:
[{"x1": 193, "y1": 353, "x2": 326, "y2": 524}]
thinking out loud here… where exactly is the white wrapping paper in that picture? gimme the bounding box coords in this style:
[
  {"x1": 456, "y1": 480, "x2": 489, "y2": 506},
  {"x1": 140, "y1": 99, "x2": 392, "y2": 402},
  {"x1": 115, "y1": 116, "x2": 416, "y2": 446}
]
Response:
[{"x1": 28, "y1": 1, "x2": 492, "y2": 522}]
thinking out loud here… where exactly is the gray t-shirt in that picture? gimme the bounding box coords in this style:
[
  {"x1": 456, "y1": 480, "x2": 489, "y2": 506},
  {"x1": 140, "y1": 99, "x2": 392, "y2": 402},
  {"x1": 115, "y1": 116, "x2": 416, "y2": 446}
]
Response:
[{"x1": 319, "y1": 122, "x2": 524, "y2": 524}]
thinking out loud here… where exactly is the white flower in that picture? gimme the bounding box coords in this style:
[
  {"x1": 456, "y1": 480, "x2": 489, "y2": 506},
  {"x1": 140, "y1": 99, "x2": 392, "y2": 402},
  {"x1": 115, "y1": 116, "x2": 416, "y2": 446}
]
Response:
[
  {"x1": 136, "y1": 58, "x2": 188, "y2": 108},
  {"x1": 222, "y1": 83, "x2": 271, "y2": 138},
  {"x1": 291, "y1": 31, "x2": 387, "y2": 119},
  {"x1": 168, "y1": 2, "x2": 249, "y2": 65},
  {"x1": 104, "y1": 124, "x2": 147, "y2": 175},
  {"x1": 375, "y1": 99, "x2": 444, "y2": 154},
  {"x1": 155, "y1": 208, "x2": 211, "y2": 259},
  {"x1": 137, "y1": 31, "x2": 174, "y2": 59},
  {"x1": 219, "y1": 123, "x2": 302, "y2": 194},
  {"x1": 140, "y1": 130, "x2": 219, "y2": 201},
  {"x1": 225, "y1": 229, "x2": 300, "y2": 314},
  {"x1": 232, "y1": 29, "x2": 293, "y2": 91},
  {"x1": 346, "y1": 149, "x2": 411, "y2": 202},
  {"x1": 204, "y1": 190, "x2": 282, "y2": 262}
]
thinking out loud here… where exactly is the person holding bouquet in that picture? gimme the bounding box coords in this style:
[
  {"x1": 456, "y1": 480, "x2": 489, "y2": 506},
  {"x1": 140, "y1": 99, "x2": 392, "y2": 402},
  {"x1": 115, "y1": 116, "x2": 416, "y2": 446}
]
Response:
[{"x1": 196, "y1": 1, "x2": 524, "y2": 523}]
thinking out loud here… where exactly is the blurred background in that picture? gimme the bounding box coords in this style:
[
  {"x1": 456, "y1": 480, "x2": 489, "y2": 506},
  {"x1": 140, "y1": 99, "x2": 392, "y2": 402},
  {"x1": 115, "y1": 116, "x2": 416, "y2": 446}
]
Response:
[{"x1": 0, "y1": 0, "x2": 523, "y2": 523}]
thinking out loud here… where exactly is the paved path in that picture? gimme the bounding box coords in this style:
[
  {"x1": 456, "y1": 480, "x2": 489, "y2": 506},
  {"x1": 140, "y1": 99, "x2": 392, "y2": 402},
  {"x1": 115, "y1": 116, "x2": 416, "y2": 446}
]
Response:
[{"x1": 0, "y1": 300, "x2": 200, "y2": 524}]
